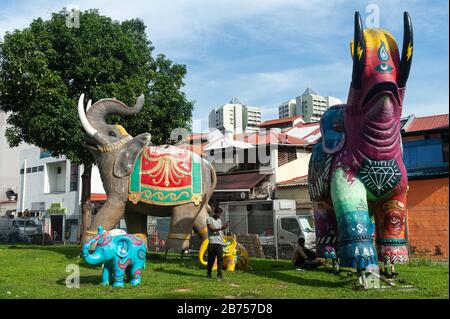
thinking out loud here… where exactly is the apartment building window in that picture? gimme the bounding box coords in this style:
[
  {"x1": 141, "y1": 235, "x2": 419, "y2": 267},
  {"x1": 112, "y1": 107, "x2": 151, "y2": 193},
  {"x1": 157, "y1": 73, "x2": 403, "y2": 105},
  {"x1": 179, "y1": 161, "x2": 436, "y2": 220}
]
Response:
[{"x1": 70, "y1": 164, "x2": 79, "y2": 192}]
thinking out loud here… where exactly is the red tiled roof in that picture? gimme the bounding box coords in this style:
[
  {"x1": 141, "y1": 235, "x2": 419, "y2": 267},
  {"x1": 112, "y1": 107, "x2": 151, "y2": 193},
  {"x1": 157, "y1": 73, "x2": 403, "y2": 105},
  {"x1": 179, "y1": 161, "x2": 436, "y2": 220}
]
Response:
[
  {"x1": 405, "y1": 114, "x2": 449, "y2": 133},
  {"x1": 90, "y1": 193, "x2": 107, "y2": 202},
  {"x1": 276, "y1": 175, "x2": 309, "y2": 187},
  {"x1": 234, "y1": 130, "x2": 309, "y2": 146},
  {"x1": 216, "y1": 172, "x2": 270, "y2": 190},
  {"x1": 259, "y1": 116, "x2": 302, "y2": 127},
  {"x1": 277, "y1": 133, "x2": 308, "y2": 145},
  {"x1": 184, "y1": 133, "x2": 209, "y2": 142}
]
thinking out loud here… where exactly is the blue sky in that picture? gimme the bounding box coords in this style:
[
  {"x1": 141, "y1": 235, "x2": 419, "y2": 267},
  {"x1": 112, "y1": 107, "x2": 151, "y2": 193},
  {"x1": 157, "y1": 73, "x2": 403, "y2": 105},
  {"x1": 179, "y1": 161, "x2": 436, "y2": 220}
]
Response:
[{"x1": 0, "y1": 0, "x2": 448, "y2": 130}]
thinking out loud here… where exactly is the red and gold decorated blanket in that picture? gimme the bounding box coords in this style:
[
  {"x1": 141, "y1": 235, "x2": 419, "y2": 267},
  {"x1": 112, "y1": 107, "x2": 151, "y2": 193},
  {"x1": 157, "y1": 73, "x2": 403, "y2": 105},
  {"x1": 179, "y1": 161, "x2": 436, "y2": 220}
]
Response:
[{"x1": 128, "y1": 146, "x2": 202, "y2": 206}]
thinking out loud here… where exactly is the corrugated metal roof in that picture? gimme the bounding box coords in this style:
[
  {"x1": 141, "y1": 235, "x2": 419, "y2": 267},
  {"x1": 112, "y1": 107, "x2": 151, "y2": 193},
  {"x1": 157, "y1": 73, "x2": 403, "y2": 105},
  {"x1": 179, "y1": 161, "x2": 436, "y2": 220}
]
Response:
[{"x1": 276, "y1": 175, "x2": 309, "y2": 187}]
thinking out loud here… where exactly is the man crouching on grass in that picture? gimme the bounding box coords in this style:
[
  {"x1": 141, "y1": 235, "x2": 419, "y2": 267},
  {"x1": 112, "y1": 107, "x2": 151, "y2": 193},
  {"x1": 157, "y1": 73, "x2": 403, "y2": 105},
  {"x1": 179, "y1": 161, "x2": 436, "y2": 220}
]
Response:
[{"x1": 206, "y1": 207, "x2": 229, "y2": 280}]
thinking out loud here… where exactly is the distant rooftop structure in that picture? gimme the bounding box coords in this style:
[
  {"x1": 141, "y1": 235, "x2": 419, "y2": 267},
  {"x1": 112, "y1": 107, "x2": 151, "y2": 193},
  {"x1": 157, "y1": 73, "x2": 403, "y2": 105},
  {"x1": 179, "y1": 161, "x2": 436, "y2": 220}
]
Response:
[
  {"x1": 209, "y1": 97, "x2": 262, "y2": 134},
  {"x1": 302, "y1": 87, "x2": 318, "y2": 96},
  {"x1": 259, "y1": 115, "x2": 304, "y2": 130},
  {"x1": 229, "y1": 97, "x2": 243, "y2": 105}
]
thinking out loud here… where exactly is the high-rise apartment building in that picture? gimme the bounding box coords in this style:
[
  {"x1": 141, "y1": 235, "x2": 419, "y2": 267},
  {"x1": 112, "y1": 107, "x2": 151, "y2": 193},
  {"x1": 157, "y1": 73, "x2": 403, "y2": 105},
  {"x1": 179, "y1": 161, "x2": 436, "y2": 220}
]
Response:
[
  {"x1": 295, "y1": 88, "x2": 342, "y2": 122},
  {"x1": 278, "y1": 99, "x2": 297, "y2": 118},
  {"x1": 278, "y1": 88, "x2": 342, "y2": 122},
  {"x1": 209, "y1": 97, "x2": 262, "y2": 133}
]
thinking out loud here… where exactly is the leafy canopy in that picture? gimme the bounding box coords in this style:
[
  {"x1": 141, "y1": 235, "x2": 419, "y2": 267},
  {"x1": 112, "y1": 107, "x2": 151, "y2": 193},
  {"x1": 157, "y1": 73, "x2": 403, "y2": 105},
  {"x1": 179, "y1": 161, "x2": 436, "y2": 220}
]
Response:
[{"x1": 0, "y1": 9, "x2": 194, "y2": 165}]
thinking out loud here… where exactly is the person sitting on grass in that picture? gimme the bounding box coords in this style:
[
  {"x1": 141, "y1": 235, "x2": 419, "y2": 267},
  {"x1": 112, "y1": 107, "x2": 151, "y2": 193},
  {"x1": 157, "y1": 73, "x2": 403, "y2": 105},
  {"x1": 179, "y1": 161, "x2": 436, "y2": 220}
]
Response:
[
  {"x1": 206, "y1": 207, "x2": 229, "y2": 280},
  {"x1": 292, "y1": 237, "x2": 323, "y2": 270}
]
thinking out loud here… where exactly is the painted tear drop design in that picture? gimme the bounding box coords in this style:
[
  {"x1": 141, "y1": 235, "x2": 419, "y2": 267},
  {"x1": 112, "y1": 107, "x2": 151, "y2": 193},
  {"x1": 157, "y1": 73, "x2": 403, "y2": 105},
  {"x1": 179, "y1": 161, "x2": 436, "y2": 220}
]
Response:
[{"x1": 378, "y1": 41, "x2": 389, "y2": 61}]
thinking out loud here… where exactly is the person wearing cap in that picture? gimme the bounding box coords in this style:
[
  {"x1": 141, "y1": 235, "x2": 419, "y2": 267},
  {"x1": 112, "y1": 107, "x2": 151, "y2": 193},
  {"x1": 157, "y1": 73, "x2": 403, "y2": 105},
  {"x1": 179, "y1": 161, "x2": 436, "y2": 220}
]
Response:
[{"x1": 206, "y1": 207, "x2": 228, "y2": 279}]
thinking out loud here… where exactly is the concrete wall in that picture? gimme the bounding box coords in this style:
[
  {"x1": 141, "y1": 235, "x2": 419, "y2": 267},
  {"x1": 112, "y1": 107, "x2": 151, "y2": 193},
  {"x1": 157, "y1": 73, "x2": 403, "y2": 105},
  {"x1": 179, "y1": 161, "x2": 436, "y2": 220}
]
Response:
[{"x1": 407, "y1": 177, "x2": 449, "y2": 259}]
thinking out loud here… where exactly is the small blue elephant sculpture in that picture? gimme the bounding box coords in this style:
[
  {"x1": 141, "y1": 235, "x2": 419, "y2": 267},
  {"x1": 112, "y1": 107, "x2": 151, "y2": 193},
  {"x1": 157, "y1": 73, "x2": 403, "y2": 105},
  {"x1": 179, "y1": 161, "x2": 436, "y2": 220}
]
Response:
[{"x1": 82, "y1": 226, "x2": 147, "y2": 287}]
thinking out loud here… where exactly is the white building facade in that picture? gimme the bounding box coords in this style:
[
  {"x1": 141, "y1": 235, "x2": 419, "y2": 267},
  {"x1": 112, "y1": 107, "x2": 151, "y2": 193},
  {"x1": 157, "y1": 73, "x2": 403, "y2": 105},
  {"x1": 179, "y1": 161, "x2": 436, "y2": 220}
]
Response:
[
  {"x1": 277, "y1": 88, "x2": 343, "y2": 122},
  {"x1": 296, "y1": 88, "x2": 343, "y2": 123},
  {"x1": 0, "y1": 111, "x2": 32, "y2": 216},
  {"x1": 17, "y1": 146, "x2": 105, "y2": 241},
  {"x1": 278, "y1": 99, "x2": 297, "y2": 118},
  {"x1": 209, "y1": 97, "x2": 262, "y2": 134}
]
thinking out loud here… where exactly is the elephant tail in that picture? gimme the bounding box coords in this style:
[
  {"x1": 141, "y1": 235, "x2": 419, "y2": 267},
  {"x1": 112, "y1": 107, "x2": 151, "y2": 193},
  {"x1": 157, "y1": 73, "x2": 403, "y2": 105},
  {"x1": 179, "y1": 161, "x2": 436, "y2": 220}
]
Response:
[{"x1": 198, "y1": 238, "x2": 209, "y2": 266}]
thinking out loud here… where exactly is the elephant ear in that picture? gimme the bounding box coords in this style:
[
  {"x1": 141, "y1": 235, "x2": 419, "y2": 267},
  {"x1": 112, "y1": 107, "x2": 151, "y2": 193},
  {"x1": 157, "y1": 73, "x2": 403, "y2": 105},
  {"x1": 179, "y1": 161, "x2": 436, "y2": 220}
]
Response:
[
  {"x1": 320, "y1": 105, "x2": 346, "y2": 154},
  {"x1": 308, "y1": 142, "x2": 332, "y2": 202},
  {"x1": 114, "y1": 133, "x2": 151, "y2": 178},
  {"x1": 223, "y1": 236, "x2": 237, "y2": 256},
  {"x1": 115, "y1": 237, "x2": 132, "y2": 258}
]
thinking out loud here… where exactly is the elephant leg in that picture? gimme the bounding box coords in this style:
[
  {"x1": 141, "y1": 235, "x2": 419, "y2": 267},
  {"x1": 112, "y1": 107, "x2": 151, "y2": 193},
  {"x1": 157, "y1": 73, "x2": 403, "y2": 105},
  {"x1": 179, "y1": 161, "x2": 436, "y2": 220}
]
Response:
[
  {"x1": 313, "y1": 201, "x2": 338, "y2": 261},
  {"x1": 331, "y1": 168, "x2": 377, "y2": 271},
  {"x1": 193, "y1": 205, "x2": 209, "y2": 242},
  {"x1": 129, "y1": 263, "x2": 143, "y2": 286},
  {"x1": 166, "y1": 203, "x2": 201, "y2": 251},
  {"x1": 101, "y1": 265, "x2": 111, "y2": 286},
  {"x1": 85, "y1": 197, "x2": 126, "y2": 243},
  {"x1": 374, "y1": 194, "x2": 409, "y2": 270},
  {"x1": 124, "y1": 211, "x2": 149, "y2": 249},
  {"x1": 112, "y1": 267, "x2": 125, "y2": 288}
]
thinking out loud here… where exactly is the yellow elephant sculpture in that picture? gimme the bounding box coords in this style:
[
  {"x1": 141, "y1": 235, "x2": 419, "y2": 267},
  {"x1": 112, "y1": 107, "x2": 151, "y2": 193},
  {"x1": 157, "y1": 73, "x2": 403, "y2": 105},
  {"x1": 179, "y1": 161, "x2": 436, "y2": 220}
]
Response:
[{"x1": 198, "y1": 235, "x2": 249, "y2": 271}]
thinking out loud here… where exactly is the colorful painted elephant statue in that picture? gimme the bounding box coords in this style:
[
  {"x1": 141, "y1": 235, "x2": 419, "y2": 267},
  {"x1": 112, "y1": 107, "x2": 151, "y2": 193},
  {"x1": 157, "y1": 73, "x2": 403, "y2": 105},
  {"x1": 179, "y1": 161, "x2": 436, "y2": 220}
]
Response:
[
  {"x1": 308, "y1": 12, "x2": 413, "y2": 274},
  {"x1": 77, "y1": 94, "x2": 216, "y2": 251},
  {"x1": 82, "y1": 226, "x2": 147, "y2": 287},
  {"x1": 198, "y1": 235, "x2": 249, "y2": 271}
]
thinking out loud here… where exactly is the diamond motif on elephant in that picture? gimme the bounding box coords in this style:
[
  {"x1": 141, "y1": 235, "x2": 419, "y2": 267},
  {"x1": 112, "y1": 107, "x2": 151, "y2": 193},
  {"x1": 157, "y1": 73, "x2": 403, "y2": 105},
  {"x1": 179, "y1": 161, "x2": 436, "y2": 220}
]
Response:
[{"x1": 358, "y1": 159, "x2": 402, "y2": 197}]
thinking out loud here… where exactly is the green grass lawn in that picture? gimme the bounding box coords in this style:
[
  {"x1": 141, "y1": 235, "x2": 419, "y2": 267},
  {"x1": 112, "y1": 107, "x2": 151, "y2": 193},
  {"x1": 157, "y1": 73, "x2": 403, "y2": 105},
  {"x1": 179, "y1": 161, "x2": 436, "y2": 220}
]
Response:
[{"x1": 0, "y1": 244, "x2": 448, "y2": 299}]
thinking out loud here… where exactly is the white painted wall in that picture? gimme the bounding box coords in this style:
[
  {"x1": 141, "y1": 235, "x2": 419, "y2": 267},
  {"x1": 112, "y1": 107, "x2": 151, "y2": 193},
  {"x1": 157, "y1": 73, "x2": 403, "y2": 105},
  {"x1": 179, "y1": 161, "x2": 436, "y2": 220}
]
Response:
[
  {"x1": 0, "y1": 112, "x2": 31, "y2": 202},
  {"x1": 17, "y1": 146, "x2": 105, "y2": 220},
  {"x1": 91, "y1": 166, "x2": 106, "y2": 194},
  {"x1": 275, "y1": 150, "x2": 311, "y2": 183}
]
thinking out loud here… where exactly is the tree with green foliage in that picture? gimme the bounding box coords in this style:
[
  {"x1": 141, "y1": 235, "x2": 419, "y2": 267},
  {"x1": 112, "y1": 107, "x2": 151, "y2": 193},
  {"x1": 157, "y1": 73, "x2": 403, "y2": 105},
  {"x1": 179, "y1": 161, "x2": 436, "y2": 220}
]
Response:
[{"x1": 0, "y1": 9, "x2": 194, "y2": 241}]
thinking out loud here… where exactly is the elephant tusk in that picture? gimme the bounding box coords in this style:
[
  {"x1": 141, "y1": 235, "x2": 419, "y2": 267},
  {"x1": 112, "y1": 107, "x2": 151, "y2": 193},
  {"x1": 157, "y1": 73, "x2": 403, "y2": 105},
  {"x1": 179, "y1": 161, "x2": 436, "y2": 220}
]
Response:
[
  {"x1": 86, "y1": 99, "x2": 92, "y2": 112},
  {"x1": 78, "y1": 94, "x2": 98, "y2": 137}
]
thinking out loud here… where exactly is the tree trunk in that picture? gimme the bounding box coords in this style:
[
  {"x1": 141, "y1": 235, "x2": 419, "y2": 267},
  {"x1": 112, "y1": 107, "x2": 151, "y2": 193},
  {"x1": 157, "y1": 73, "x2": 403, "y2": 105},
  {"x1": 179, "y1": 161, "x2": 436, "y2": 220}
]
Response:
[{"x1": 80, "y1": 164, "x2": 92, "y2": 244}]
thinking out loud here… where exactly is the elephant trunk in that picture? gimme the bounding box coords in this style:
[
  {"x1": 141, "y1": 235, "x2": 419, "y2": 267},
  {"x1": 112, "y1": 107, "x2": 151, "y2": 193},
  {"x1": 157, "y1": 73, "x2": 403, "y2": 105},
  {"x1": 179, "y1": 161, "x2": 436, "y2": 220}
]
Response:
[
  {"x1": 82, "y1": 247, "x2": 104, "y2": 265},
  {"x1": 82, "y1": 227, "x2": 104, "y2": 265},
  {"x1": 86, "y1": 95, "x2": 144, "y2": 127}
]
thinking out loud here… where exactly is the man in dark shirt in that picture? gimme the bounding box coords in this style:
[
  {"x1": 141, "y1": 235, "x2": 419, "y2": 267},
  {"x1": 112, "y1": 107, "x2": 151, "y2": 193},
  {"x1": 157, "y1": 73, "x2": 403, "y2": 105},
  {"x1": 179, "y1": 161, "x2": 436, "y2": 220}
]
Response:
[{"x1": 292, "y1": 237, "x2": 322, "y2": 269}]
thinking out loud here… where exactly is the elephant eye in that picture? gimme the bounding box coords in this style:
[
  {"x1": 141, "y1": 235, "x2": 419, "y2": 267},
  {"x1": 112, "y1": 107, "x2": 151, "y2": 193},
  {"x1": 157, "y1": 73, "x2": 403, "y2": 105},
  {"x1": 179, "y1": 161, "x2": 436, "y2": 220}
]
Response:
[{"x1": 109, "y1": 131, "x2": 117, "y2": 137}]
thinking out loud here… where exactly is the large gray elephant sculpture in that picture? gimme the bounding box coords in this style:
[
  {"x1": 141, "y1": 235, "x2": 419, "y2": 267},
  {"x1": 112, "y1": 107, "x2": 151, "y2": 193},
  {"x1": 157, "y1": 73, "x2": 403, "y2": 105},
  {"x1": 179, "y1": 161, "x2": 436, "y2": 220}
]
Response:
[{"x1": 77, "y1": 94, "x2": 216, "y2": 250}]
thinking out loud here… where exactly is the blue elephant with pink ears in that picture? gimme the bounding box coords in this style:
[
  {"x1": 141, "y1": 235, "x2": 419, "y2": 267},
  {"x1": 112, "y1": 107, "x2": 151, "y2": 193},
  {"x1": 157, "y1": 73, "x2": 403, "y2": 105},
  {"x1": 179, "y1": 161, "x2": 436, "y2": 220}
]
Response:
[{"x1": 82, "y1": 226, "x2": 147, "y2": 287}]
